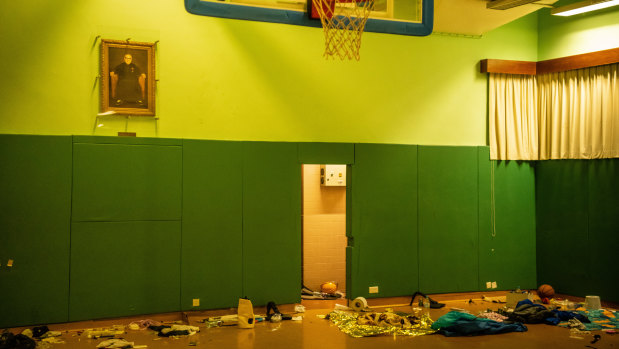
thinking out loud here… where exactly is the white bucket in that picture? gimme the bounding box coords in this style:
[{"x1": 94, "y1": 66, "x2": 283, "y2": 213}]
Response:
[{"x1": 584, "y1": 295, "x2": 601, "y2": 310}]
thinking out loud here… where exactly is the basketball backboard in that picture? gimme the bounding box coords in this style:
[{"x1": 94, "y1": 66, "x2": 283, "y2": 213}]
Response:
[{"x1": 184, "y1": 0, "x2": 433, "y2": 36}]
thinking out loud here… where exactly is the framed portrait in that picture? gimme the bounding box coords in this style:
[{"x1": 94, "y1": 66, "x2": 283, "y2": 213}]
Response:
[{"x1": 101, "y1": 39, "x2": 156, "y2": 116}]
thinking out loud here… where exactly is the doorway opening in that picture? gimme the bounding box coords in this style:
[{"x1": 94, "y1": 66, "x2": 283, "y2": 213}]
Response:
[{"x1": 301, "y1": 164, "x2": 347, "y2": 299}]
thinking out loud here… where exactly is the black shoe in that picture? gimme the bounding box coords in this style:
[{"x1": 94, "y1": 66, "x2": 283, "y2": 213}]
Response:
[{"x1": 409, "y1": 291, "x2": 445, "y2": 308}]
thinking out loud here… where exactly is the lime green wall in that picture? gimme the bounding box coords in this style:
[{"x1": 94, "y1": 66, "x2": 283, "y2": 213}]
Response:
[
  {"x1": 538, "y1": 0, "x2": 619, "y2": 60},
  {"x1": 0, "y1": 1, "x2": 537, "y2": 145}
]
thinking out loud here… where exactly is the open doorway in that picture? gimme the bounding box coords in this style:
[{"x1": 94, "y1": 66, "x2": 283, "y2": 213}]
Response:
[{"x1": 301, "y1": 164, "x2": 347, "y2": 299}]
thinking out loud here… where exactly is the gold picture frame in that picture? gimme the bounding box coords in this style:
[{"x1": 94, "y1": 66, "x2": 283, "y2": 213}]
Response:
[{"x1": 101, "y1": 39, "x2": 156, "y2": 116}]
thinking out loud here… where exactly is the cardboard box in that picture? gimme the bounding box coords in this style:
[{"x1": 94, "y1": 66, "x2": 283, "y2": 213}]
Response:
[{"x1": 506, "y1": 291, "x2": 533, "y2": 308}]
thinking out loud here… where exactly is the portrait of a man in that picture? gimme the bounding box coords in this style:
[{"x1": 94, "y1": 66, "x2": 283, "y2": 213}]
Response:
[
  {"x1": 101, "y1": 40, "x2": 156, "y2": 116},
  {"x1": 110, "y1": 53, "x2": 146, "y2": 107}
]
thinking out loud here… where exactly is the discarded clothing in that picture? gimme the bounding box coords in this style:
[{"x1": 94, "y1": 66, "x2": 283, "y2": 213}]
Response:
[
  {"x1": 546, "y1": 310, "x2": 590, "y2": 325},
  {"x1": 500, "y1": 300, "x2": 556, "y2": 324},
  {"x1": 31, "y1": 326, "x2": 49, "y2": 338},
  {"x1": 128, "y1": 319, "x2": 162, "y2": 330},
  {"x1": 38, "y1": 331, "x2": 62, "y2": 339},
  {"x1": 503, "y1": 300, "x2": 592, "y2": 326},
  {"x1": 0, "y1": 332, "x2": 36, "y2": 349},
  {"x1": 97, "y1": 339, "x2": 134, "y2": 348},
  {"x1": 85, "y1": 327, "x2": 125, "y2": 339},
  {"x1": 432, "y1": 311, "x2": 527, "y2": 337},
  {"x1": 477, "y1": 311, "x2": 508, "y2": 322},
  {"x1": 325, "y1": 310, "x2": 436, "y2": 337},
  {"x1": 409, "y1": 292, "x2": 446, "y2": 309},
  {"x1": 149, "y1": 324, "x2": 199, "y2": 337}
]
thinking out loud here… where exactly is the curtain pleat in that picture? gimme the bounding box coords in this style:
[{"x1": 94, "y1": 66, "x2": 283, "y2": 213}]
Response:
[
  {"x1": 490, "y1": 63, "x2": 619, "y2": 160},
  {"x1": 489, "y1": 73, "x2": 538, "y2": 160}
]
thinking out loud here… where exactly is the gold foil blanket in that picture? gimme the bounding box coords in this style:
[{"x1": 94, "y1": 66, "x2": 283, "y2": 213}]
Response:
[{"x1": 326, "y1": 310, "x2": 436, "y2": 338}]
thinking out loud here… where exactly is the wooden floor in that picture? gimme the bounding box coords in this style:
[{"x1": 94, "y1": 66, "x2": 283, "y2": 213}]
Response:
[{"x1": 6, "y1": 291, "x2": 618, "y2": 349}]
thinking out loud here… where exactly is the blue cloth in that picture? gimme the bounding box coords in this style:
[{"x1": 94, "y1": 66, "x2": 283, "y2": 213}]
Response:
[
  {"x1": 513, "y1": 300, "x2": 590, "y2": 326},
  {"x1": 432, "y1": 311, "x2": 527, "y2": 337},
  {"x1": 550, "y1": 310, "x2": 590, "y2": 324},
  {"x1": 515, "y1": 299, "x2": 545, "y2": 309}
]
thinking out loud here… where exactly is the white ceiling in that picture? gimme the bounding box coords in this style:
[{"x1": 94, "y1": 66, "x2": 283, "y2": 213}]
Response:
[{"x1": 433, "y1": 0, "x2": 558, "y2": 35}]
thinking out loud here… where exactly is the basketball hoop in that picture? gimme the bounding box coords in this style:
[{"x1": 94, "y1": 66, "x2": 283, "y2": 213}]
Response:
[{"x1": 311, "y1": 0, "x2": 375, "y2": 60}]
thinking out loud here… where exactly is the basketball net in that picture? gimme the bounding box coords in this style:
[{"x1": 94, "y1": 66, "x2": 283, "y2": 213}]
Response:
[{"x1": 311, "y1": 0, "x2": 375, "y2": 60}]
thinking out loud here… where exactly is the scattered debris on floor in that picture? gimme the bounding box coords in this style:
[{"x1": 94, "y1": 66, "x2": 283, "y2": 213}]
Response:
[
  {"x1": 96, "y1": 338, "x2": 146, "y2": 348},
  {"x1": 148, "y1": 324, "x2": 199, "y2": 337},
  {"x1": 203, "y1": 300, "x2": 304, "y2": 329},
  {"x1": 2, "y1": 291, "x2": 617, "y2": 348},
  {"x1": 84, "y1": 325, "x2": 126, "y2": 339},
  {"x1": 128, "y1": 319, "x2": 162, "y2": 331},
  {"x1": 482, "y1": 295, "x2": 507, "y2": 303}
]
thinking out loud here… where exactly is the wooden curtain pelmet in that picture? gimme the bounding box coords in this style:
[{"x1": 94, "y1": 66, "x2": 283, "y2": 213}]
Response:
[{"x1": 481, "y1": 47, "x2": 619, "y2": 75}]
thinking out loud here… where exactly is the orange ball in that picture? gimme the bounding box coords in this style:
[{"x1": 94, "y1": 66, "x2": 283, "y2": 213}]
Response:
[
  {"x1": 320, "y1": 282, "x2": 337, "y2": 294},
  {"x1": 537, "y1": 284, "x2": 555, "y2": 299}
]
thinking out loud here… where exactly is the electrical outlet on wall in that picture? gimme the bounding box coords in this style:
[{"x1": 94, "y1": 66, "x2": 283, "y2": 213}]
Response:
[
  {"x1": 486, "y1": 281, "x2": 492, "y2": 289},
  {"x1": 491, "y1": 282, "x2": 497, "y2": 289},
  {"x1": 369, "y1": 286, "x2": 379, "y2": 294},
  {"x1": 192, "y1": 299, "x2": 200, "y2": 307}
]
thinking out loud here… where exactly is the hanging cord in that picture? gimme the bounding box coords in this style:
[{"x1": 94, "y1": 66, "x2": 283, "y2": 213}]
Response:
[{"x1": 490, "y1": 161, "x2": 496, "y2": 238}]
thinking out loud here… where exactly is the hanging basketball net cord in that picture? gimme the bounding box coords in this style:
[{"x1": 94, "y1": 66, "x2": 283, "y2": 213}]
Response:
[{"x1": 311, "y1": 0, "x2": 375, "y2": 60}]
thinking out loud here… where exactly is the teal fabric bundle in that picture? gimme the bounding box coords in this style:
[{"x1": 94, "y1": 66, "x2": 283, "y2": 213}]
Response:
[{"x1": 432, "y1": 311, "x2": 527, "y2": 337}]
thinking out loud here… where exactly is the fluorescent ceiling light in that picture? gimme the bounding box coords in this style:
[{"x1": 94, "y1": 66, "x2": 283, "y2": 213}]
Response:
[
  {"x1": 551, "y1": 0, "x2": 619, "y2": 16},
  {"x1": 487, "y1": 0, "x2": 540, "y2": 10}
]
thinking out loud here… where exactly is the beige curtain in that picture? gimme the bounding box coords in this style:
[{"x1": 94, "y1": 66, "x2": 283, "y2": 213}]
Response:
[
  {"x1": 489, "y1": 63, "x2": 619, "y2": 160},
  {"x1": 538, "y1": 64, "x2": 619, "y2": 159},
  {"x1": 489, "y1": 73, "x2": 539, "y2": 160}
]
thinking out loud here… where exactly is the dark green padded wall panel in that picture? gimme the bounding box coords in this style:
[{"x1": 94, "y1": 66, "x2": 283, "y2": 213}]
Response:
[
  {"x1": 181, "y1": 140, "x2": 243, "y2": 310},
  {"x1": 242, "y1": 142, "x2": 301, "y2": 305},
  {"x1": 493, "y1": 160, "x2": 536, "y2": 290},
  {"x1": 70, "y1": 221, "x2": 181, "y2": 321},
  {"x1": 350, "y1": 144, "x2": 418, "y2": 299},
  {"x1": 297, "y1": 142, "x2": 355, "y2": 164},
  {"x1": 588, "y1": 160, "x2": 619, "y2": 302},
  {"x1": 478, "y1": 149, "x2": 536, "y2": 291},
  {"x1": 72, "y1": 142, "x2": 182, "y2": 221},
  {"x1": 537, "y1": 159, "x2": 619, "y2": 302},
  {"x1": 477, "y1": 148, "x2": 492, "y2": 291},
  {"x1": 0, "y1": 135, "x2": 71, "y2": 327},
  {"x1": 536, "y1": 161, "x2": 590, "y2": 296},
  {"x1": 418, "y1": 146, "x2": 479, "y2": 293}
]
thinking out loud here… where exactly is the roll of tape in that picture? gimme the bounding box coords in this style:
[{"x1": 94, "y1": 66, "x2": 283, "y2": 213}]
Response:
[{"x1": 351, "y1": 297, "x2": 368, "y2": 311}]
